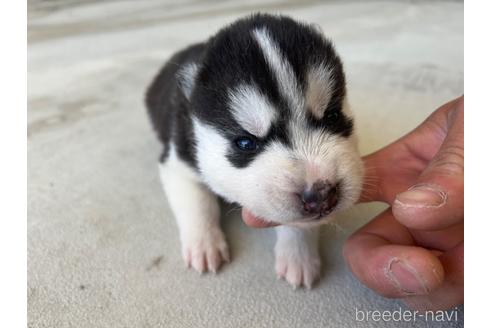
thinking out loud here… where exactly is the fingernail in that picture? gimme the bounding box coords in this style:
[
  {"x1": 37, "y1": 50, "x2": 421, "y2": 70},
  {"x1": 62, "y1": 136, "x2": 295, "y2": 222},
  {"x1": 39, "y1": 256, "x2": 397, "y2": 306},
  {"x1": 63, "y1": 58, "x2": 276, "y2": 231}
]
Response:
[
  {"x1": 395, "y1": 185, "x2": 447, "y2": 208},
  {"x1": 386, "y1": 258, "x2": 429, "y2": 295}
]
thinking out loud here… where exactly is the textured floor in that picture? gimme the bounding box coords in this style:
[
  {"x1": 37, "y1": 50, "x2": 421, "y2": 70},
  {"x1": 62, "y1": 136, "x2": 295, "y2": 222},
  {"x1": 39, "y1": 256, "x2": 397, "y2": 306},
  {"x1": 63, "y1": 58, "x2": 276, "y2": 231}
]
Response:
[{"x1": 28, "y1": 1, "x2": 463, "y2": 327}]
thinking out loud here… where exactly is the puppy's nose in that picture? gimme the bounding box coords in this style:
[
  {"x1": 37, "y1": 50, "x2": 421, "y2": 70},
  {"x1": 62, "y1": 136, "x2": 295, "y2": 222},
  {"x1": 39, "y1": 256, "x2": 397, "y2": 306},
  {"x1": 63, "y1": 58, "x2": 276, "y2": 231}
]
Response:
[{"x1": 301, "y1": 180, "x2": 338, "y2": 215}]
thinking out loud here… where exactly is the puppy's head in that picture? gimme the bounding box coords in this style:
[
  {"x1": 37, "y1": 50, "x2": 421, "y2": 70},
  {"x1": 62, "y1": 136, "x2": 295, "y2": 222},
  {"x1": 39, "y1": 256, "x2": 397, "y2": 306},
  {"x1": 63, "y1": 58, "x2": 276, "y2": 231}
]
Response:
[{"x1": 180, "y1": 14, "x2": 363, "y2": 226}]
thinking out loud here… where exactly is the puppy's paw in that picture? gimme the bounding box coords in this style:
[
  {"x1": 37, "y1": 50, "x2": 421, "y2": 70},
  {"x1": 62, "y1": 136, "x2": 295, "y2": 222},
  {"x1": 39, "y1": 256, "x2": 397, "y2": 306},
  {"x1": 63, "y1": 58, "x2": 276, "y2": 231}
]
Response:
[
  {"x1": 181, "y1": 227, "x2": 230, "y2": 274},
  {"x1": 275, "y1": 246, "x2": 321, "y2": 289}
]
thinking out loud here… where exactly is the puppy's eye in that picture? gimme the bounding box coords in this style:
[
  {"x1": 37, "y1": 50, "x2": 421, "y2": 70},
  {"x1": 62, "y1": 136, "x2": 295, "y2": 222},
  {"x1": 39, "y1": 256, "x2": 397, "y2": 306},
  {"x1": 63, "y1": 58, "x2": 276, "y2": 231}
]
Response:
[
  {"x1": 327, "y1": 111, "x2": 340, "y2": 121},
  {"x1": 235, "y1": 136, "x2": 258, "y2": 151}
]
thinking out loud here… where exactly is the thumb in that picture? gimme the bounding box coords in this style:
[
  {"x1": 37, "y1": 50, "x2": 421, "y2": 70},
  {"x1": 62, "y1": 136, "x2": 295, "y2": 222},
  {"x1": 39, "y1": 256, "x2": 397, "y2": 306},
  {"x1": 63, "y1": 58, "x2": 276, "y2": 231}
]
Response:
[{"x1": 392, "y1": 96, "x2": 464, "y2": 230}]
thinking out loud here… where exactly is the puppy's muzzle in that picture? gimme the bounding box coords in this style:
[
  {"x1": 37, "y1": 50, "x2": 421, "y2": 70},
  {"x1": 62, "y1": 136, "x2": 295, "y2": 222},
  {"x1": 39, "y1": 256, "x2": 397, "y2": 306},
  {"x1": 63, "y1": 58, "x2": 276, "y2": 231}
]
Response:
[{"x1": 300, "y1": 180, "x2": 338, "y2": 217}]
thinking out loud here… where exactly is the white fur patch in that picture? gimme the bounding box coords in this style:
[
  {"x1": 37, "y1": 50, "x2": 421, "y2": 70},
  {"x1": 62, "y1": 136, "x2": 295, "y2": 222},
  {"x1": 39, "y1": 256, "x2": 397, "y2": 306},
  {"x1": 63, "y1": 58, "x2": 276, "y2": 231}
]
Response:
[
  {"x1": 228, "y1": 84, "x2": 277, "y2": 137},
  {"x1": 289, "y1": 118, "x2": 363, "y2": 209},
  {"x1": 306, "y1": 63, "x2": 334, "y2": 119},
  {"x1": 159, "y1": 145, "x2": 229, "y2": 273},
  {"x1": 252, "y1": 27, "x2": 304, "y2": 112}
]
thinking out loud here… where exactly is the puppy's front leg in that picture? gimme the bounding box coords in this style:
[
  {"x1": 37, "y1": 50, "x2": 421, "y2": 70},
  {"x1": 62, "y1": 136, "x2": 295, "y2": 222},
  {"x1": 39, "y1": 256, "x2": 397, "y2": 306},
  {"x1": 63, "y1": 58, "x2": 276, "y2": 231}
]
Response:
[
  {"x1": 159, "y1": 161, "x2": 229, "y2": 273},
  {"x1": 275, "y1": 226, "x2": 321, "y2": 288}
]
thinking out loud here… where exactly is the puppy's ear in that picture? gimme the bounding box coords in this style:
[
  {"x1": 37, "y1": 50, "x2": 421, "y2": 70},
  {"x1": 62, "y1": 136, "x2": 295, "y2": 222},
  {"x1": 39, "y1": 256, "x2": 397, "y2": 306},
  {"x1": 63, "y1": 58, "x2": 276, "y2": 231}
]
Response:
[{"x1": 177, "y1": 62, "x2": 201, "y2": 100}]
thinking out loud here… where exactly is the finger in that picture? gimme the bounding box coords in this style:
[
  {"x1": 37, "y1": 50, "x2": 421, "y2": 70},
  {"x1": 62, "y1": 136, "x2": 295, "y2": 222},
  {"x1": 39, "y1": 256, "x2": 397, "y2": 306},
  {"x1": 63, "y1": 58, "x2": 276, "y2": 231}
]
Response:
[
  {"x1": 393, "y1": 96, "x2": 464, "y2": 230},
  {"x1": 343, "y1": 209, "x2": 444, "y2": 298},
  {"x1": 404, "y1": 241, "x2": 464, "y2": 311},
  {"x1": 359, "y1": 98, "x2": 459, "y2": 204},
  {"x1": 410, "y1": 222, "x2": 463, "y2": 252},
  {"x1": 359, "y1": 151, "x2": 387, "y2": 203},
  {"x1": 241, "y1": 208, "x2": 278, "y2": 228},
  {"x1": 360, "y1": 146, "x2": 421, "y2": 204}
]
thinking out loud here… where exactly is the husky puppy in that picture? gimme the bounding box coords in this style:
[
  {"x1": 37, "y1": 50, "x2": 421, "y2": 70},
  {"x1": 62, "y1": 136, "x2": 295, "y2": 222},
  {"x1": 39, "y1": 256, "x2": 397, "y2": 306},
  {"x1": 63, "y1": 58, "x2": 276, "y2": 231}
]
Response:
[{"x1": 146, "y1": 14, "x2": 363, "y2": 288}]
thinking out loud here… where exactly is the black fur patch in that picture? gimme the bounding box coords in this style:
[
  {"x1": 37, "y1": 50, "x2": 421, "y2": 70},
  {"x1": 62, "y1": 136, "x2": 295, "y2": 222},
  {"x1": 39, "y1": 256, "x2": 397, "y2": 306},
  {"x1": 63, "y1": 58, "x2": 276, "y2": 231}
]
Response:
[
  {"x1": 145, "y1": 43, "x2": 206, "y2": 166},
  {"x1": 145, "y1": 13, "x2": 352, "y2": 170}
]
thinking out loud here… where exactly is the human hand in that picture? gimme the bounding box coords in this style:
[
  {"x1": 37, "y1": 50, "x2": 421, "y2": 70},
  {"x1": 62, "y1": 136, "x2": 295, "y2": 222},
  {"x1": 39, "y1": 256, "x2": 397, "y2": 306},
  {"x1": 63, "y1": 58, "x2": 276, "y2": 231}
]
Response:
[{"x1": 343, "y1": 96, "x2": 464, "y2": 311}]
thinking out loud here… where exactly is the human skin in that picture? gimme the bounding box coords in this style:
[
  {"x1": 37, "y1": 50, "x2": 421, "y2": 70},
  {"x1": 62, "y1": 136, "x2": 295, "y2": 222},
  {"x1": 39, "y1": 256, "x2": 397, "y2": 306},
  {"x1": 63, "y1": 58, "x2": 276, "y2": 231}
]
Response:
[{"x1": 242, "y1": 96, "x2": 464, "y2": 311}]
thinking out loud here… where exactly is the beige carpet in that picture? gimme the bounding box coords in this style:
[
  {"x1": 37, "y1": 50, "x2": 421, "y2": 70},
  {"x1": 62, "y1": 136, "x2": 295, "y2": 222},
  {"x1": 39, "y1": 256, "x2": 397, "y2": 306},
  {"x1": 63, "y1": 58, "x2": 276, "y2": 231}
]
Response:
[{"x1": 28, "y1": 1, "x2": 463, "y2": 327}]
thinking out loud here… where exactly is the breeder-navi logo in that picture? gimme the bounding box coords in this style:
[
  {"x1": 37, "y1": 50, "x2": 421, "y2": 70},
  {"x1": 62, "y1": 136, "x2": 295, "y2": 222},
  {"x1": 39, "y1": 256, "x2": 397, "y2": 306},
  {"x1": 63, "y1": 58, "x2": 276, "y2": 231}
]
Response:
[{"x1": 355, "y1": 307, "x2": 459, "y2": 322}]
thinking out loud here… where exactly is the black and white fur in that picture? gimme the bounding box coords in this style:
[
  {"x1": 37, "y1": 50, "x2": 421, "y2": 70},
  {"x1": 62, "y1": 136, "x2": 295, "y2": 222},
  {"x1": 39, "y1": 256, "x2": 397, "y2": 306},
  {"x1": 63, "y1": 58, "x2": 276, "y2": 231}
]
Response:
[{"x1": 146, "y1": 14, "x2": 363, "y2": 288}]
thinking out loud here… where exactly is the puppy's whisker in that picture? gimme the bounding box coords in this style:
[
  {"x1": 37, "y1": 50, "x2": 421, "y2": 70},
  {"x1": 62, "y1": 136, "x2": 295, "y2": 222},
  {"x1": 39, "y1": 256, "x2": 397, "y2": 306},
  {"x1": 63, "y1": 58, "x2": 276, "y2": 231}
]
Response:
[{"x1": 225, "y1": 205, "x2": 242, "y2": 216}]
